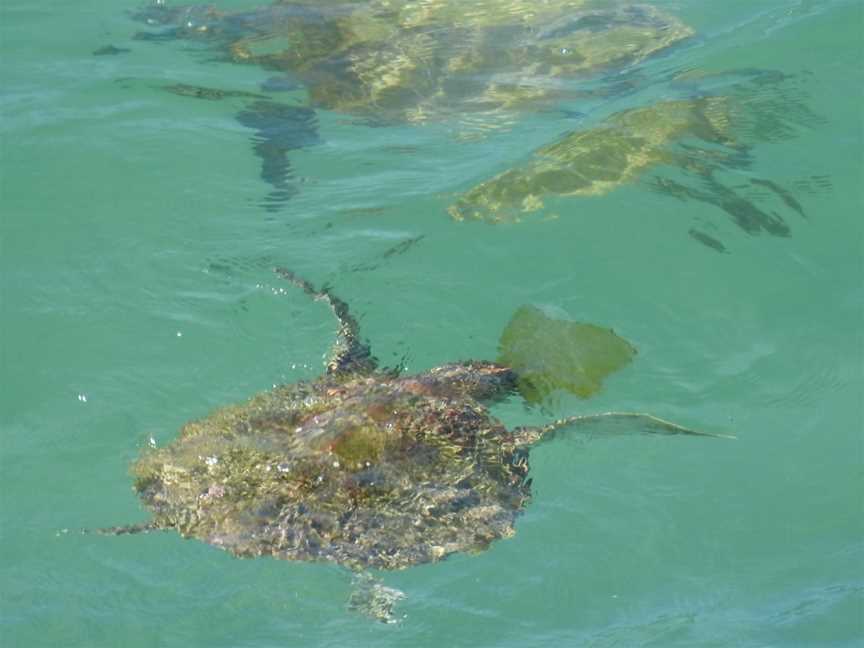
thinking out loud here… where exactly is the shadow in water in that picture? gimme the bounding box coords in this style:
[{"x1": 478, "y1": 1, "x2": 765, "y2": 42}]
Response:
[
  {"x1": 159, "y1": 83, "x2": 321, "y2": 212},
  {"x1": 235, "y1": 100, "x2": 320, "y2": 212}
]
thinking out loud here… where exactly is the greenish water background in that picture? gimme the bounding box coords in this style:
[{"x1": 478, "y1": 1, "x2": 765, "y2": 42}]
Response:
[{"x1": 2, "y1": 1, "x2": 862, "y2": 645}]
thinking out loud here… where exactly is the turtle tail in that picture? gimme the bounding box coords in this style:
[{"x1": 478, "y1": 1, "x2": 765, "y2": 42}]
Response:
[{"x1": 86, "y1": 521, "x2": 160, "y2": 536}]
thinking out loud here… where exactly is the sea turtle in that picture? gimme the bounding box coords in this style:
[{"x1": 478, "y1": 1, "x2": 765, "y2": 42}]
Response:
[
  {"x1": 126, "y1": 1, "x2": 694, "y2": 209},
  {"x1": 447, "y1": 69, "x2": 823, "y2": 248},
  {"x1": 132, "y1": 0, "x2": 694, "y2": 128},
  {"x1": 104, "y1": 268, "x2": 723, "y2": 621},
  {"x1": 127, "y1": 3, "x2": 822, "y2": 244}
]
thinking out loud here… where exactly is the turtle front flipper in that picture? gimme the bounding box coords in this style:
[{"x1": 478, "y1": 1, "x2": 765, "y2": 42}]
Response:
[
  {"x1": 513, "y1": 412, "x2": 734, "y2": 447},
  {"x1": 275, "y1": 268, "x2": 378, "y2": 376}
]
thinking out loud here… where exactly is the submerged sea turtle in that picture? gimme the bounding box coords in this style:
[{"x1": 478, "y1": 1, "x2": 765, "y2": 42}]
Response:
[
  {"x1": 448, "y1": 69, "x2": 823, "y2": 248},
  {"x1": 133, "y1": 0, "x2": 693, "y2": 127},
  {"x1": 127, "y1": 2, "x2": 822, "y2": 244},
  {"x1": 127, "y1": 0, "x2": 694, "y2": 209},
  {"x1": 105, "y1": 269, "x2": 723, "y2": 621}
]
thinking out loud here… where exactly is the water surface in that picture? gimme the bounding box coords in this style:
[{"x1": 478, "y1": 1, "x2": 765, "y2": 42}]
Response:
[{"x1": 1, "y1": 1, "x2": 862, "y2": 645}]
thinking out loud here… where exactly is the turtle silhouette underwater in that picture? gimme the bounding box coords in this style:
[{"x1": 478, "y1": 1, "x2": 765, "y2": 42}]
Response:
[
  {"x1": 103, "y1": 268, "x2": 725, "y2": 622},
  {"x1": 126, "y1": 0, "x2": 694, "y2": 210},
  {"x1": 131, "y1": 0, "x2": 694, "y2": 127},
  {"x1": 127, "y1": 2, "x2": 822, "y2": 245},
  {"x1": 447, "y1": 68, "x2": 825, "y2": 250}
]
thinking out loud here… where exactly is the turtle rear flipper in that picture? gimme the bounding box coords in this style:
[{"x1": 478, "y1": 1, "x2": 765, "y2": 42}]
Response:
[
  {"x1": 348, "y1": 572, "x2": 406, "y2": 624},
  {"x1": 275, "y1": 268, "x2": 378, "y2": 376},
  {"x1": 513, "y1": 412, "x2": 734, "y2": 446}
]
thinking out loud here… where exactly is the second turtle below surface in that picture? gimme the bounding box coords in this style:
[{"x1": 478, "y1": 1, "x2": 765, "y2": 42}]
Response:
[
  {"x1": 127, "y1": 1, "x2": 827, "y2": 240},
  {"x1": 133, "y1": 0, "x2": 694, "y2": 125}
]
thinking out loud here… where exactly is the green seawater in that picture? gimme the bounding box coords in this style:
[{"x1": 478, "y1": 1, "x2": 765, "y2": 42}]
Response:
[{"x1": 1, "y1": 1, "x2": 862, "y2": 645}]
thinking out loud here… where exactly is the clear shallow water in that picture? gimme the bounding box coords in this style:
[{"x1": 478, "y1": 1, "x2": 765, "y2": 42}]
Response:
[{"x1": 1, "y1": 1, "x2": 862, "y2": 645}]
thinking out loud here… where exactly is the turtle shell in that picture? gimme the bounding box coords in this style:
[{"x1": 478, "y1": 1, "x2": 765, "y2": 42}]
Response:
[{"x1": 133, "y1": 371, "x2": 530, "y2": 570}]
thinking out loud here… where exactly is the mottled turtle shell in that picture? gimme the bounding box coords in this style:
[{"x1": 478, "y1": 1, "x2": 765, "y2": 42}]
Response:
[{"x1": 132, "y1": 362, "x2": 530, "y2": 570}]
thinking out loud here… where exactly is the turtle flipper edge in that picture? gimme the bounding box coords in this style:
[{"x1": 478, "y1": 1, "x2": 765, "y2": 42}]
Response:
[{"x1": 512, "y1": 412, "x2": 734, "y2": 446}]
